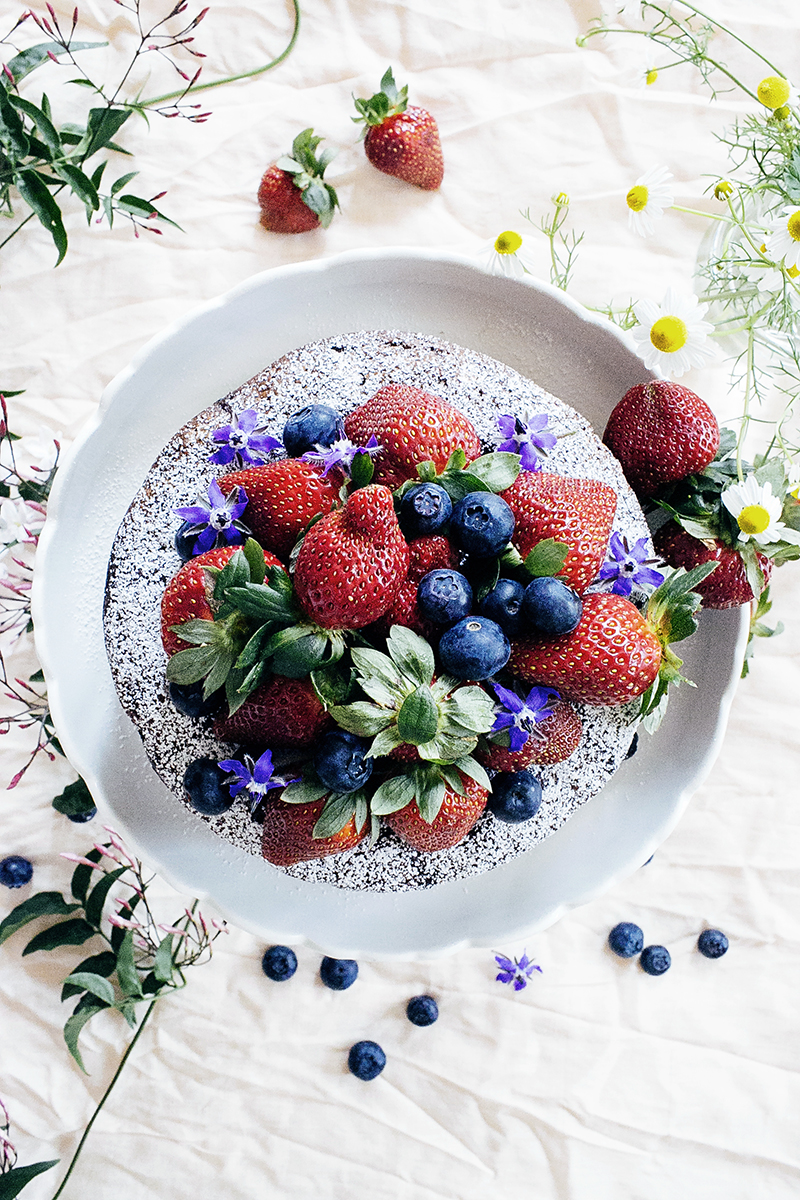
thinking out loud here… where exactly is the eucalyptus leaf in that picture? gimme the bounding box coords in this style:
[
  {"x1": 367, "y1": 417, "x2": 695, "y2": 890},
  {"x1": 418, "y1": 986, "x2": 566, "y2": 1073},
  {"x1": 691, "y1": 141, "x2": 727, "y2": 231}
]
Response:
[
  {"x1": 110, "y1": 169, "x2": 139, "y2": 196},
  {"x1": 22, "y1": 918, "x2": 96, "y2": 956},
  {"x1": 0, "y1": 892, "x2": 80, "y2": 946}
]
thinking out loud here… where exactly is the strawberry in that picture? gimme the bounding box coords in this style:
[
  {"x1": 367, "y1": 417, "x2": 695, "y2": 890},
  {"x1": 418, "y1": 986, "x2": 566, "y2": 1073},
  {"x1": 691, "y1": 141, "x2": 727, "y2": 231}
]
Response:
[
  {"x1": 603, "y1": 380, "x2": 720, "y2": 498},
  {"x1": 502, "y1": 472, "x2": 617, "y2": 595},
  {"x1": 373, "y1": 535, "x2": 458, "y2": 637},
  {"x1": 344, "y1": 384, "x2": 480, "y2": 490},
  {"x1": 353, "y1": 67, "x2": 443, "y2": 191},
  {"x1": 257, "y1": 128, "x2": 339, "y2": 234},
  {"x1": 479, "y1": 701, "x2": 582, "y2": 770},
  {"x1": 261, "y1": 794, "x2": 367, "y2": 866},
  {"x1": 654, "y1": 521, "x2": 772, "y2": 608},
  {"x1": 214, "y1": 675, "x2": 330, "y2": 748},
  {"x1": 293, "y1": 484, "x2": 410, "y2": 629},
  {"x1": 386, "y1": 772, "x2": 488, "y2": 852},
  {"x1": 160, "y1": 545, "x2": 283, "y2": 656},
  {"x1": 509, "y1": 592, "x2": 662, "y2": 706},
  {"x1": 223, "y1": 460, "x2": 340, "y2": 559}
]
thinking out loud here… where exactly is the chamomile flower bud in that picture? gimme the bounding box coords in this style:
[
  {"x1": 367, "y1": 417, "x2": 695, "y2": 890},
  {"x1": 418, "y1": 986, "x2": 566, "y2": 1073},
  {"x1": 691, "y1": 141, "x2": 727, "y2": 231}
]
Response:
[
  {"x1": 714, "y1": 180, "x2": 734, "y2": 201},
  {"x1": 626, "y1": 165, "x2": 674, "y2": 237},
  {"x1": 485, "y1": 230, "x2": 534, "y2": 279},
  {"x1": 757, "y1": 75, "x2": 791, "y2": 109}
]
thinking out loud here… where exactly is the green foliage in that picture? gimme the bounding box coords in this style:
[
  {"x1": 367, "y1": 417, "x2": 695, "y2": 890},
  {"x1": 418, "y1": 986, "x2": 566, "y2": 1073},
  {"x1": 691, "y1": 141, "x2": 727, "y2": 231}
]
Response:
[
  {"x1": 0, "y1": 1160, "x2": 59, "y2": 1199},
  {"x1": 52, "y1": 776, "x2": 95, "y2": 818}
]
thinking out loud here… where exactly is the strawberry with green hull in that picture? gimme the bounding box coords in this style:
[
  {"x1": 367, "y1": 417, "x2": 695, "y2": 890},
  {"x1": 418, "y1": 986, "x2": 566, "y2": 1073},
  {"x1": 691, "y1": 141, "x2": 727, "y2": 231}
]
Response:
[
  {"x1": 603, "y1": 380, "x2": 720, "y2": 498},
  {"x1": 344, "y1": 384, "x2": 481, "y2": 490},
  {"x1": 293, "y1": 484, "x2": 410, "y2": 630},
  {"x1": 386, "y1": 772, "x2": 488, "y2": 853},
  {"x1": 502, "y1": 472, "x2": 617, "y2": 595},
  {"x1": 258, "y1": 128, "x2": 340, "y2": 234},
  {"x1": 479, "y1": 700, "x2": 582, "y2": 771},
  {"x1": 261, "y1": 793, "x2": 368, "y2": 866},
  {"x1": 654, "y1": 521, "x2": 772, "y2": 609},
  {"x1": 353, "y1": 67, "x2": 444, "y2": 191},
  {"x1": 214, "y1": 674, "x2": 330, "y2": 748},
  {"x1": 223, "y1": 459, "x2": 340, "y2": 560}
]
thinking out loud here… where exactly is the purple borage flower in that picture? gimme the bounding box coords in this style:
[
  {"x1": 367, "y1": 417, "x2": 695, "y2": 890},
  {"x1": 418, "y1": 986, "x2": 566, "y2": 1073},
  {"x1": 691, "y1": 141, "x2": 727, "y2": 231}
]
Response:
[
  {"x1": 174, "y1": 478, "x2": 250, "y2": 555},
  {"x1": 496, "y1": 412, "x2": 557, "y2": 472},
  {"x1": 218, "y1": 749, "x2": 297, "y2": 815},
  {"x1": 494, "y1": 950, "x2": 543, "y2": 991},
  {"x1": 491, "y1": 683, "x2": 561, "y2": 753},
  {"x1": 208, "y1": 408, "x2": 281, "y2": 467},
  {"x1": 301, "y1": 432, "x2": 382, "y2": 477},
  {"x1": 596, "y1": 532, "x2": 665, "y2": 598}
]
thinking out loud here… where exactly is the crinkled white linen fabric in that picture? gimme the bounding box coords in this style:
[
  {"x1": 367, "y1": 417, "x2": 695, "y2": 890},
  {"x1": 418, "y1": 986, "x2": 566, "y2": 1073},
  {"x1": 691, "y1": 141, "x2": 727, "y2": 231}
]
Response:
[{"x1": 2, "y1": 1, "x2": 800, "y2": 1197}]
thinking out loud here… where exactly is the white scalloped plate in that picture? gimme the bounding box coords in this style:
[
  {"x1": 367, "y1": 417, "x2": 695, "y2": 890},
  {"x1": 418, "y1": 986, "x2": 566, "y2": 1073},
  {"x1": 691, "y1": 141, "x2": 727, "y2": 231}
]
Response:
[{"x1": 32, "y1": 249, "x2": 748, "y2": 959}]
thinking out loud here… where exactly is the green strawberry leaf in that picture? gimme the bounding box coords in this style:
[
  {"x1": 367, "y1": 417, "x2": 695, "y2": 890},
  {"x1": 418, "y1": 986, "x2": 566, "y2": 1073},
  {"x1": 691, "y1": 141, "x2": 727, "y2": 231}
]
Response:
[
  {"x1": 282, "y1": 777, "x2": 328, "y2": 805},
  {"x1": 349, "y1": 450, "x2": 375, "y2": 490},
  {"x1": 386, "y1": 625, "x2": 435, "y2": 687},
  {"x1": 167, "y1": 618, "x2": 216, "y2": 646},
  {"x1": 370, "y1": 773, "x2": 417, "y2": 816},
  {"x1": 437, "y1": 470, "x2": 489, "y2": 502},
  {"x1": 415, "y1": 770, "x2": 446, "y2": 824},
  {"x1": 166, "y1": 644, "x2": 220, "y2": 686},
  {"x1": 523, "y1": 539, "x2": 570, "y2": 578},
  {"x1": 452, "y1": 755, "x2": 491, "y2": 791},
  {"x1": 312, "y1": 792, "x2": 359, "y2": 839},
  {"x1": 368, "y1": 724, "x2": 405, "y2": 758},
  {"x1": 328, "y1": 701, "x2": 393, "y2": 737},
  {"x1": 438, "y1": 764, "x2": 467, "y2": 796},
  {"x1": 350, "y1": 647, "x2": 404, "y2": 691},
  {"x1": 396, "y1": 685, "x2": 439, "y2": 745},
  {"x1": 417, "y1": 731, "x2": 477, "y2": 763},
  {"x1": 243, "y1": 538, "x2": 267, "y2": 584},
  {"x1": 467, "y1": 452, "x2": 521, "y2": 492},
  {"x1": 311, "y1": 662, "x2": 356, "y2": 709}
]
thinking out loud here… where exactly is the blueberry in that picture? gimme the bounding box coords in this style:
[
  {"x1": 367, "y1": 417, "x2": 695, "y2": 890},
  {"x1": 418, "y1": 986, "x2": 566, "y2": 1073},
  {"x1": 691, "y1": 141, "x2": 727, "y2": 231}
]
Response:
[
  {"x1": 626, "y1": 732, "x2": 639, "y2": 759},
  {"x1": 283, "y1": 404, "x2": 340, "y2": 457},
  {"x1": 640, "y1": 944, "x2": 671, "y2": 975},
  {"x1": 478, "y1": 578, "x2": 525, "y2": 637},
  {"x1": 314, "y1": 731, "x2": 373, "y2": 794},
  {"x1": 183, "y1": 758, "x2": 235, "y2": 816},
  {"x1": 488, "y1": 770, "x2": 543, "y2": 824},
  {"x1": 399, "y1": 483, "x2": 453, "y2": 537},
  {"x1": 521, "y1": 576, "x2": 583, "y2": 637},
  {"x1": 67, "y1": 807, "x2": 97, "y2": 823},
  {"x1": 348, "y1": 1040, "x2": 386, "y2": 1081},
  {"x1": 0, "y1": 855, "x2": 33, "y2": 888},
  {"x1": 608, "y1": 922, "x2": 644, "y2": 958},
  {"x1": 417, "y1": 569, "x2": 473, "y2": 625},
  {"x1": 320, "y1": 956, "x2": 359, "y2": 990},
  {"x1": 449, "y1": 492, "x2": 515, "y2": 557},
  {"x1": 262, "y1": 945, "x2": 298, "y2": 981},
  {"x1": 169, "y1": 680, "x2": 225, "y2": 719},
  {"x1": 697, "y1": 929, "x2": 729, "y2": 959},
  {"x1": 406, "y1": 995, "x2": 439, "y2": 1026},
  {"x1": 174, "y1": 519, "x2": 202, "y2": 561},
  {"x1": 438, "y1": 617, "x2": 510, "y2": 680}
]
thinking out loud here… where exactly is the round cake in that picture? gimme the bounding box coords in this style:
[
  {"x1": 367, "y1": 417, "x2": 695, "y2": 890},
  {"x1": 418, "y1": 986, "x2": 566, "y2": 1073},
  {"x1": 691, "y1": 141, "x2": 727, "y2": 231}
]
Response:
[{"x1": 103, "y1": 330, "x2": 655, "y2": 892}]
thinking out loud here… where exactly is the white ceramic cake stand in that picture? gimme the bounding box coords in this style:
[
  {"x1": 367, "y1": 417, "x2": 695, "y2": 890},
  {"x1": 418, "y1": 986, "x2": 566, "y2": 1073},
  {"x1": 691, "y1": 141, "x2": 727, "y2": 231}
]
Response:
[{"x1": 33, "y1": 249, "x2": 748, "y2": 960}]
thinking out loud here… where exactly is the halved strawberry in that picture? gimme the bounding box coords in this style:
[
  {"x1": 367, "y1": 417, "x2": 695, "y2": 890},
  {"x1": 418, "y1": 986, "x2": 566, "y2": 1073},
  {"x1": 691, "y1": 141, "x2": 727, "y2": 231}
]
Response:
[
  {"x1": 479, "y1": 701, "x2": 582, "y2": 770},
  {"x1": 603, "y1": 380, "x2": 720, "y2": 498},
  {"x1": 214, "y1": 675, "x2": 330, "y2": 748},
  {"x1": 293, "y1": 484, "x2": 410, "y2": 629},
  {"x1": 223, "y1": 460, "x2": 340, "y2": 559},
  {"x1": 503, "y1": 472, "x2": 617, "y2": 594},
  {"x1": 510, "y1": 592, "x2": 662, "y2": 706},
  {"x1": 160, "y1": 545, "x2": 283, "y2": 656},
  {"x1": 654, "y1": 521, "x2": 772, "y2": 608},
  {"x1": 353, "y1": 67, "x2": 444, "y2": 191},
  {"x1": 386, "y1": 772, "x2": 488, "y2": 852},
  {"x1": 261, "y1": 795, "x2": 367, "y2": 866},
  {"x1": 344, "y1": 384, "x2": 480, "y2": 490}
]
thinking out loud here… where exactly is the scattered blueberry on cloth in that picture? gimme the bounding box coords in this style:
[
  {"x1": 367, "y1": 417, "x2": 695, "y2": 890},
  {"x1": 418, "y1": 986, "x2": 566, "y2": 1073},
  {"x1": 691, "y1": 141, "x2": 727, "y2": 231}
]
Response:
[{"x1": 0, "y1": 856, "x2": 33, "y2": 888}]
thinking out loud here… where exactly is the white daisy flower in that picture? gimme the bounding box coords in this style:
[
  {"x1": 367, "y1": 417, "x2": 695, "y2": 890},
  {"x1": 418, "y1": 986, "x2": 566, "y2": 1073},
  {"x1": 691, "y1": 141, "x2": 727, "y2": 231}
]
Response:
[
  {"x1": 765, "y1": 207, "x2": 800, "y2": 272},
  {"x1": 721, "y1": 475, "x2": 800, "y2": 546},
  {"x1": 631, "y1": 288, "x2": 717, "y2": 377},
  {"x1": 756, "y1": 75, "x2": 796, "y2": 111},
  {"x1": 786, "y1": 460, "x2": 800, "y2": 500},
  {"x1": 626, "y1": 165, "x2": 674, "y2": 237},
  {"x1": 484, "y1": 230, "x2": 535, "y2": 279}
]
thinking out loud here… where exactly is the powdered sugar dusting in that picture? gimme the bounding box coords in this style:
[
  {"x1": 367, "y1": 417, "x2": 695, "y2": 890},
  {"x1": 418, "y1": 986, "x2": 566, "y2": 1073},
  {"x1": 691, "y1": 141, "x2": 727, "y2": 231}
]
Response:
[{"x1": 103, "y1": 330, "x2": 650, "y2": 893}]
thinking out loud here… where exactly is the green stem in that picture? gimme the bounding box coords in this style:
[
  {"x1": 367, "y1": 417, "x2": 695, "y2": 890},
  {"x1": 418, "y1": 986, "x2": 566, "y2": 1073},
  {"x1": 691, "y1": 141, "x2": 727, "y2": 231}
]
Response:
[
  {"x1": 670, "y1": 1, "x2": 785, "y2": 76},
  {"x1": 50, "y1": 999, "x2": 158, "y2": 1200},
  {"x1": 138, "y1": 0, "x2": 301, "y2": 108},
  {"x1": 0, "y1": 208, "x2": 35, "y2": 252},
  {"x1": 737, "y1": 325, "x2": 756, "y2": 481},
  {"x1": 670, "y1": 203, "x2": 728, "y2": 221}
]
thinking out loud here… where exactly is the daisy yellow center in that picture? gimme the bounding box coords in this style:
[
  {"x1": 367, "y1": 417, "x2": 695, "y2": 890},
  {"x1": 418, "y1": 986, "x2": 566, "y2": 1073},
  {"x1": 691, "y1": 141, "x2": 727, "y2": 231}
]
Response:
[
  {"x1": 786, "y1": 212, "x2": 800, "y2": 242},
  {"x1": 788, "y1": 265, "x2": 800, "y2": 279},
  {"x1": 495, "y1": 230, "x2": 522, "y2": 255},
  {"x1": 650, "y1": 316, "x2": 688, "y2": 353},
  {"x1": 757, "y1": 76, "x2": 790, "y2": 109},
  {"x1": 627, "y1": 185, "x2": 649, "y2": 212},
  {"x1": 645, "y1": 69, "x2": 658, "y2": 85},
  {"x1": 737, "y1": 504, "x2": 771, "y2": 535}
]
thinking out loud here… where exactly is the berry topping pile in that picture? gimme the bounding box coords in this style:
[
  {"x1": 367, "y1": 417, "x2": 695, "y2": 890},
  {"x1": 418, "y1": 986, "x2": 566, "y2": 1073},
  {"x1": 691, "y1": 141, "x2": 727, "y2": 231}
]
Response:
[{"x1": 155, "y1": 368, "x2": 715, "y2": 877}]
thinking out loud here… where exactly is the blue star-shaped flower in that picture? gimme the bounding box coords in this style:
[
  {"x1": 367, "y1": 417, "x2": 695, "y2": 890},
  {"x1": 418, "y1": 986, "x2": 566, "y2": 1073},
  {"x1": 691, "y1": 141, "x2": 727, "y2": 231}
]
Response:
[
  {"x1": 496, "y1": 412, "x2": 557, "y2": 472},
  {"x1": 596, "y1": 533, "x2": 665, "y2": 597},
  {"x1": 218, "y1": 749, "x2": 296, "y2": 814},
  {"x1": 174, "y1": 479, "x2": 249, "y2": 555},
  {"x1": 494, "y1": 950, "x2": 543, "y2": 991},
  {"x1": 301, "y1": 432, "x2": 382, "y2": 477},
  {"x1": 208, "y1": 409, "x2": 281, "y2": 467},
  {"x1": 491, "y1": 683, "x2": 560, "y2": 752}
]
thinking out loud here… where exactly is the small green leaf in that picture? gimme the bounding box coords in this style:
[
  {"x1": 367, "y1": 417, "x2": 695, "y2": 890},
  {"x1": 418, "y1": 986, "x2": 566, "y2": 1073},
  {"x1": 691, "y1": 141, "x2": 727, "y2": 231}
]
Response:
[
  {"x1": 0, "y1": 893, "x2": 81, "y2": 946},
  {"x1": 62, "y1": 971, "x2": 115, "y2": 1006},
  {"x1": 55, "y1": 162, "x2": 99, "y2": 215},
  {"x1": 328, "y1": 701, "x2": 392, "y2": 737},
  {"x1": 61, "y1": 951, "x2": 117, "y2": 1000},
  {"x1": 14, "y1": 170, "x2": 67, "y2": 265},
  {"x1": 115, "y1": 931, "x2": 143, "y2": 998},
  {"x1": 282, "y1": 777, "x2": 328, "y2": 805},
  {"x1": 71, "y1": 847, "x2": 103, "y2": 903},
  {"x1": 64, "y1": 1002, "x2": 103, "y2": 1074},
  {"x1": 452, "y1": 755, "x2": 491, "y2": 791},
  {"x1": 370, "y1": 774, "x2": 416, "y2": 816},
  {"x1": 467, "y1": 452, "x2": 521, "y2": 492},
  {"x1": 312, "y1": 792, "x2": 357, "y2": 838},
  {"x1": 349, "y1": 451, "x2": 374, "y2": 489},
  {"x1": 243, "y1": 538, "x2": 267, "y2": 585},
  {"x1": 153, "y1": 935, "x2": 174, "y2": 984},
  {"x1": 23, "y1": 918, "x2": 96, "y2": 956},
  {"x1": 524, "y1": 539, "x2": 570, "y2": 578},
  {"x1": 5, "y1": 39, "x2": 106, "y2": 83},
  {"x1": 437, "y1": 470, "x2": 489, "y2": 502},
  {"x1": 0, "y1": 1160, "x2": 60, "y2": 1199},
  {"x1": 416, "y1": 461, "x2": 438, "y2": 483},
  {"x1": 8, "y1": 94, "x2": 60, "y2": 154},
  {"x1": 85, "y1": 867, "x2": 127, "y2": 927},
  {"x1": 110, "y1": 169, "x2": 139, "y2": 196},
  {"x1": 396, "y1": 685, "x2": 439, "y2": 745},
  {"x1": 367, "y1": 724, "x2": 404, "y2": 758},
  {"x1": 83, "y1": 106, "x2": 131, "y2": 157},
  {"x1": 52, "y1": 776, "x2": 95, "y2": 817},
  {"x1": 386, "y1": 625, "x2": 435, "y2": 687},
  {"x1": 165, "y1": 644, "x2": 219, "y2": 685},
  {"x1": 311, "y1": 662, "x2": 355, "y2": 708},
  {"x1": 415, "y1": 773, "x2": 446, "y2": 824}
]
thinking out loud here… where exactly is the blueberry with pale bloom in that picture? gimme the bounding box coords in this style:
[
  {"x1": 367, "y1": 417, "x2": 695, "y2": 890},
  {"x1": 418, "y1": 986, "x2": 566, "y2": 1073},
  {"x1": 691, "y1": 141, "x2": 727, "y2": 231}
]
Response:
[
  {"x1": 494, "y1": 950, "x2": 542, "y2": 990},
  {"x1": 608, "y1": 921, "x2": 644, "y2": 958},
  {"x1": 490, "y1": 682, "x2": 559, "y2": 752},
  {"x1": 521, "y1": 576, "x2": 582, "y2": 636},
  {"x1": 173, "y1": 479, "x2": 249, "y2": 556},
  {"x1": 218, "y1": 749, "x2": 295, "y2": 814},
  {"x1": 596, "y1": 532, "x2": 665, "y2": 597},
  {"x1": 488, "y1": 770, "x2": 542, "y2": 824},
  {"x1": 348, "y1": 1040, "x2": 385, "y2": 1080},
  {"x1": 301, "y1": 433, "x2": 382, "y2": 478},
  {"x1": 0, "y1": 855, "x2": 33, "y2": 888},
  {"x1": 183, "y1": 758, "x2": 235, "y2": 816},
  {"x1": 283, "y1": 404, "x2": 340, "y2": 456},
  {"x1": 406, "y1": 995, "x2": 439, "y2": 1026},
  {"x1": 208, "y1": 408, "x2": 281, "y2": 467},
  {"x1": 496, "y1": 412, "x2": 557, "y2": 471},
  {"x1": 262, "y1": 945, "x2": 298, "y2": 981},
  {"x1": 697, "y1": 929, "x2": 728, "y2": 959},
  {"x1": 320, "y1": 956, "x2": 358, "y2": 990},
  {"x1": 640, "y1": 945, "x2": 671, "y2": 976}
]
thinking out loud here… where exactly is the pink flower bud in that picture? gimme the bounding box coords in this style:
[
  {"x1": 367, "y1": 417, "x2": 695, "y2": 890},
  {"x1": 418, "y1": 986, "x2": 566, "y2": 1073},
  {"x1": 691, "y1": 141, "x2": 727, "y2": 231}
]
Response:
[
  {"x1": 60, "y1": 853, "x2": 103, "y2": 869},
  {"x1": 108, "y1": 914, "x2": 142, "y2": 930},
  {"x1": 2, "y1": 64, "x2": 14, "y2": 83}
]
